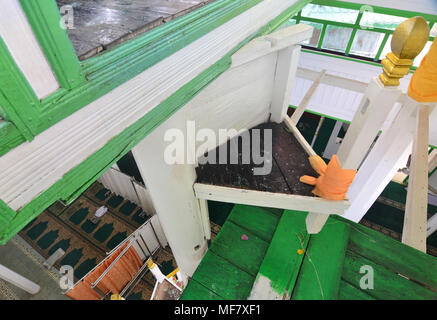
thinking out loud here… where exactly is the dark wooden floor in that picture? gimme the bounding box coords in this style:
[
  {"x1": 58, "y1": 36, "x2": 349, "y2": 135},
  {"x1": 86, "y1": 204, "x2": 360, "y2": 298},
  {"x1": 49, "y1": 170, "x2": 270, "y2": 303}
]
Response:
[
  {"x1": 56, "y1": 0, "x2": 212, "y2": 59},
  {"x1": 196, "y1": 122, "x2": 317, "y2": 196}
]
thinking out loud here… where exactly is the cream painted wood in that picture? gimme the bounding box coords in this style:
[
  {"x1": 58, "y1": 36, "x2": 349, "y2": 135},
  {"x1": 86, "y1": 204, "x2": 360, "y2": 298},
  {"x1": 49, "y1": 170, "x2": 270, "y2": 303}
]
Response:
[
  {"x1": 132, "y1": 108, "x2": 208, "y2": 277},
  {"x1": 336, "y1": 77, "x2": 403, "y2": 170},
  {"x1": 342, "y1": 97, "x2": 421, "y2": 223},
  {"x1": 402, "y1": 105, "x2": 430, "y2": 252},
  {"x1": 289, "y1": 70, "x2": 326, "y2": 125},
  {"x1": 0, "y1": 0, "x2": 302, "y2": 211},
  {"x1": 194, "y1": 183, "x2": 350, "y2": 215},
  {"x1": 0, "y1": 0, "x2": 59, "y2": 99}
]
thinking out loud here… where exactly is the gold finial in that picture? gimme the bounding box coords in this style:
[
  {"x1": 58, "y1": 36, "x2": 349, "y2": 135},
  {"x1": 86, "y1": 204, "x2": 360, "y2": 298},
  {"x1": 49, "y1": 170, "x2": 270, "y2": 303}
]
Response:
[
  {"x1": 380, "y1": 17, "x2": 430, "y2": 86},
  {"x1": 146, "y1": 257, "x2": 155, "y2": 269}
]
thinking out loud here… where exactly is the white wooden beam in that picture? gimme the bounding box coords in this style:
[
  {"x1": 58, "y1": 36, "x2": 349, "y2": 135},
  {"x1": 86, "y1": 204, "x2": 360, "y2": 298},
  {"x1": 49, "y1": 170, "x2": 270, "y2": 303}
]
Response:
[
  {"x1": 0, "y1": 264, "x2": 40, "y2": 295},
  {"x1": 336, "y1": 77, "x2": 403, "y2": 170},
  {"x1": 290, "y1": 70, "x2": 325, "y2": 125},
  {"x1": 402, "y1": 105, "x2": 430, "y2": 252},
  {"x1": 342, "y1": 97, "x2": 420, "y2": 223},
  {"x1": 194, "y1": 183, "x2": 350, "y2": 215},
  {"x1": 270, "y1": 45, "x2": 301, "y2": 123},
  {"x1": 283, "y1": 115, "x2": 316, "y2": 156}
]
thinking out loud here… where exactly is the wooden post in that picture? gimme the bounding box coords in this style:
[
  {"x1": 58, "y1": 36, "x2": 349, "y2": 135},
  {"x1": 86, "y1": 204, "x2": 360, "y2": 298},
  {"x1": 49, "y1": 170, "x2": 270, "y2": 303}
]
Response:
[
  {"x1": 0, "y1": 264, "x2": 40, "y2": 295},
  {"x1": 402, "y1": 105, "x2": 430, "y2": 252},
  {"x1": 270, "y1": 45, "x2": 301, "y2": 123},
  {"x1": 131, "y1": 108, "x2": 208, "y2": 277}
]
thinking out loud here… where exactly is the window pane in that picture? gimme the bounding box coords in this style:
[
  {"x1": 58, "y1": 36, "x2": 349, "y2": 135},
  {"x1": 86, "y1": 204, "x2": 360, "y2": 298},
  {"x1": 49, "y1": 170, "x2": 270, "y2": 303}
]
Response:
[
  {"x1": 350, "y1": 30, "x2": 385, "y2": 58},
  {"x1": 360, "y1": 12, "x2": 406, "y2": 30},
  {"x1": 322, "y1": 25, "x2": 353, "y2": 52},
  {"x1": 413, "y1": 41, "x2": 433, "y2": 67},
  {"x1": 301, "y1": 4, "x2": 358, "y2": 24},
  {"x1": 378, "y1": 35, "x2": 392, "y2": 60},
  {"x1": 299, "y1": 21, "x2": 323, "y2": 47}
]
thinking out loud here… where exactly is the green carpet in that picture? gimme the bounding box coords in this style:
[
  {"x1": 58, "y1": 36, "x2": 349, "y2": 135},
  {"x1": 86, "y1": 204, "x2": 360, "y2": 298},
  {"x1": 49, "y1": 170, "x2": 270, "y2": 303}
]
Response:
[
  {"x1": 93, "y1": 223, "x2": 114, "y2": 243},
  {"x1": 26, "y1": 221, "x2": 48, "y2": 240},
  {"x1": 37, "y1": 229, "x2": 59, "y2": 250}
]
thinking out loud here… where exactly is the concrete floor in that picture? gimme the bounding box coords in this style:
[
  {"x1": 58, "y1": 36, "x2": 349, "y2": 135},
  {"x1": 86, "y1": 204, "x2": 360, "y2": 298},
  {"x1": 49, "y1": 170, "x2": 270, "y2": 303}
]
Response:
[
  {"x1": 56, "y1": 0, "x2": 209, "y2": 59},
  {"x1": 0, "y1": 235, "x2": 69, "y2": 300}
]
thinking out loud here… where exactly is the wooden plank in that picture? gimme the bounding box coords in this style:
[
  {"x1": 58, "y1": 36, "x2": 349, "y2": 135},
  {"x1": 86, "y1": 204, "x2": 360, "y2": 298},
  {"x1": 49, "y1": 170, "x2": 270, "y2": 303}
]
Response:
[
  {"x1": 180, "y1": 279, "x2": 225, "y2": 300},
  {"x1": 402, "y1": 105, "x2": 430, "y2": 252},
  {"x1": 290, "y1": 70, "x2": 325, "y2": 125},
  {"x1": 338, "y1": 280, "x2": 375, "y2": 300},
  {"x1": 191, "y1": 250, "x2": 255, "y2": 300},
  {"x1": 227, "y1": 204, "x2": 281, "y2": 242},
  {"x1": 345, "y1": 217, "x2": 437, "y2": 290},
  {"x1": 342, "y1": 250, "x2": 437, "y2": 300},
  {"x1": 210, "y1": 221, "x2": 269, "y2": 277},
  {"x1": 305, "y1": 212, "x2": 330, "y2": 234},
  {"x1": 249, "y1": 210, "x2": 309, "y2": 299},
  {"x1": 292, "y1": 217, "x2": 350, "y2": 299},
  {"x1": 194, "y1": 183, "x2": 350, "y2": 215}
]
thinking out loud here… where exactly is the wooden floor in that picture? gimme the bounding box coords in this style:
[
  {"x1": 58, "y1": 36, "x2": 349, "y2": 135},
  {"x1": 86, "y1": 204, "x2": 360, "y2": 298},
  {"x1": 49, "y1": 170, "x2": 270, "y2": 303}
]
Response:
[
  {"x1": 56, "y1": 0, "x2": 213, "y2": 59},
  {"x1": 181, "y1": 204, "x2": 437, "y2": 300},
  {"x1": 196, "y1": 122, "x2": 317, "y2": 196}
]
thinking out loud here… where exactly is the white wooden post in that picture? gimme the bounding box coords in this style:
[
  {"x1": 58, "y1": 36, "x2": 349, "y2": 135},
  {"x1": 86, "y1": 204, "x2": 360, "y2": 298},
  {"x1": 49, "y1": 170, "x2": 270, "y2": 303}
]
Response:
[
  {"x1": 336, "y1": 77, "x2": 402, "y2": 169},
  {"x1": 402, "y1": 105, "x2": 430, "y2": 252},
  {"x1": 270, "y1": 45, "x2": 301, "y2": 123},
  {"x1": 342, "y1": 97, "x2": 420, "y2": 223},
  {"x1": 131, "y1": 108, "x2": 208, "y2": 277},
  {"x1": 0, "y1": 264, "x2": 40, "y2": 295}
]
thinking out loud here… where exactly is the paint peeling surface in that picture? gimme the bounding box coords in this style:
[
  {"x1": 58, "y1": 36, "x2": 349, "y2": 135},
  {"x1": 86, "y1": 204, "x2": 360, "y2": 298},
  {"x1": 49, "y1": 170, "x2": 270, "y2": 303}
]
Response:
[{"x1": 56, "y1": 0, "x2": 212, "y2": 59}]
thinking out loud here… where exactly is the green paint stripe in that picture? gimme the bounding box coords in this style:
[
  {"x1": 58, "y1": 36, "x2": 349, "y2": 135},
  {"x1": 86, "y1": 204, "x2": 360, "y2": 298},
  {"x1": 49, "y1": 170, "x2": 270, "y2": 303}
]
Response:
[
  {"x1": 0, "y1": 121, "x2": 25, "y2": 157},
  {"x1": 0, "y1": 1, "x2": 307, "y2": 243},
  {"x1": 255, "y1": 210, "x2": 310, "y2": 297},
  {"x1": 19, "y1": 0, "x2": 85, "y2": 89},
  {"x1": 0, "y1": 38, "x2": 39, "y2": 139},
  {"x1": 292, "y1": 217, "x2": 350, "y2": 300},
  {"x1": 338, "y1": 280, "x2": 375, "y2": 300}
]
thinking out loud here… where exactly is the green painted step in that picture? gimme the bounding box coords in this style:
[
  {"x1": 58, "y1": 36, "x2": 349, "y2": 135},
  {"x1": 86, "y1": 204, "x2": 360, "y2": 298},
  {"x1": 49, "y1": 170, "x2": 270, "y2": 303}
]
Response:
[
  {"x1": 181, "y1": 279, "x2": 225, "y2": 300},
  {"x1": 249, "y1": 210, "x2": 309, "y2": 299},
  {"x1": 338, "y1": 281, "x2": 375, "y2": 300},
  {"x1": 292, "y1": 217, "x2": 350, "y2": 300}
]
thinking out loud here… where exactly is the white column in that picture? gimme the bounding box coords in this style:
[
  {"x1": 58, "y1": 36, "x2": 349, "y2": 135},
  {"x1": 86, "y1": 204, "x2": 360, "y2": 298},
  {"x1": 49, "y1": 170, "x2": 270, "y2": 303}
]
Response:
[
  {"x1": 336, "y1": 77, "x2": 402, "y2": 169},
  {"x1": 131, "y1": 108, "x2": 208, "y2": 277},
  {"x1": 0, "y1": 264, "x2": 40, "y2": 295},
  {"x1": 270, "y1": 45, "x2": 301, "y2": 123},
  {"x1": 342, "y1": 97, "x2": 419, "y2": 223},
  {"x1": 402, "y1": 105, "x2": 430, "y2": 252}
]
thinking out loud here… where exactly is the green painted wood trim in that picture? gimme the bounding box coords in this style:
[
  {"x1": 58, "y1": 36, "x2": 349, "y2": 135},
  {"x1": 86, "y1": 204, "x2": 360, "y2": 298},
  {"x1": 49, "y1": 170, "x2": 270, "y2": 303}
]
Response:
[
  {"x1": 317, "y1": 23, "x2": 327, "y2": 49},
  {"x1": 344, "y1": 11, "x2": 363, "y2": 56},
  {"x1": 0, "y1": 199, "x2": 16, "y2": 228},
  {"x1": 0, "y1": 38, "x2": 39, "y2": 140},
  {"x1": 0, "y1": 121, "x2": 25, "y2": 157},
  {"x1": 19, "y1": 0, "x2": 85, "y2": 89},
  {"x1": 254, "y1": 210, "x2": 310, "y2": 297},
  {"x1": 0, "y1": 0, "x2": 309, "y2": 243},
  {"x1": 292, "y1": 217, "x2": 350, "y2": 300}
]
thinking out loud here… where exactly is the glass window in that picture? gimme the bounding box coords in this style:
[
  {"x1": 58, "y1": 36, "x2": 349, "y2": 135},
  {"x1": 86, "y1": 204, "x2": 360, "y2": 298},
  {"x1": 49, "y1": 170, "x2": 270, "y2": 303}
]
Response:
[
  {"x1": 322, "y1": 25, "x2": 353, "y2": 52},
  {"x1": 413, "y1": 41, "x2": 433, "y2": 67},
  {"x1": 301, "y1": 4, "x2": 358, "y2": 24},
  {"x1": 299, "y1": 21, "x2": 323, "y2": 47},
  {"x1": 378, "y1": 35, "x2": 393, "y2": 60},
  {"x1": 360, "y1": 12, "x2": 406, "y2": 30},
  {"x1": 350, "y1": 30, "x2": 385, "y2": 58}
]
